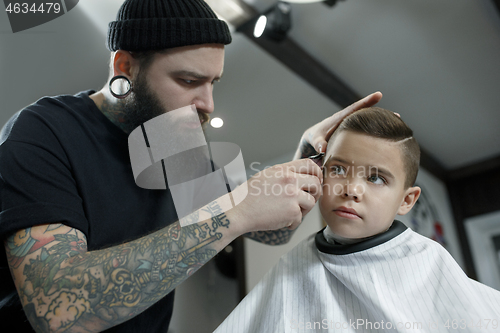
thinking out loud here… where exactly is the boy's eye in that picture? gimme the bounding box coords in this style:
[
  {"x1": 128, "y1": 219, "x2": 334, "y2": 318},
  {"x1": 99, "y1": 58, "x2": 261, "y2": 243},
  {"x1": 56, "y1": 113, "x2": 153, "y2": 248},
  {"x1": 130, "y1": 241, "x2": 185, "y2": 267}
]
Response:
[
  {"x1": 330, "y1": 165, "x2": 346, "y2": 176},
  {"x1": 368, "y1": 175, "x2": 386, "y2": 185}
]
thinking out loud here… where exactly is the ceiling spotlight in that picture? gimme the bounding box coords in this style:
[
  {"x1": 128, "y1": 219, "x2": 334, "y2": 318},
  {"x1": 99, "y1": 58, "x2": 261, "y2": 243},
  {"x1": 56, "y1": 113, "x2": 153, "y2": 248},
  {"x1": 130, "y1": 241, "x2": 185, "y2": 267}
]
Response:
[
  {"x1": 321, "y1": 0, "x2": 345, "y2": 7},
  {"x1": 285, "y1": 0, "x2": 322, "y2": 2},
  {"x1": 284, "y1": 0, "x2": 344, "y2": 7},
  {"x1": 253, "y1": 15, "x2": 268, "y2": 38},
  {"x1": 253, "y1": 2, "x2": 292, "y2": 42}
]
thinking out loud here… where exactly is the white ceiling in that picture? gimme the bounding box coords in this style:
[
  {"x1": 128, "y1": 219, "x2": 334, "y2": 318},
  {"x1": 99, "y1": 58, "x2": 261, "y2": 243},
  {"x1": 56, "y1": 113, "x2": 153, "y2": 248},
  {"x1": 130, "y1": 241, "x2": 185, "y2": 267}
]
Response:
[{"x1": 1, "y1": 0, "x2": 499, "y2": 173}]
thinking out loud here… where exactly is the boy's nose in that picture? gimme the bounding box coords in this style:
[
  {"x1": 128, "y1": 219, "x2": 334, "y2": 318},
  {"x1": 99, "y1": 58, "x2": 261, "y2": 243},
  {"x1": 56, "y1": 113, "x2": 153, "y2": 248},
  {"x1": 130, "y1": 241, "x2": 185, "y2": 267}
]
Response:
[{"x1": 342, "y1": 181, "x2": 364, "y2": 201}]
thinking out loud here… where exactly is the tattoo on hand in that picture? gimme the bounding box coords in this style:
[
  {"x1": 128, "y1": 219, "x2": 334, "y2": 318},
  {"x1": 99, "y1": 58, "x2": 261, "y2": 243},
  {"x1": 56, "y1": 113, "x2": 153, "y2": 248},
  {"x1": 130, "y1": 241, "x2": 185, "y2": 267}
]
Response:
[{"x1": 245, "y1": 228, "x2": 292, "y2": 245}]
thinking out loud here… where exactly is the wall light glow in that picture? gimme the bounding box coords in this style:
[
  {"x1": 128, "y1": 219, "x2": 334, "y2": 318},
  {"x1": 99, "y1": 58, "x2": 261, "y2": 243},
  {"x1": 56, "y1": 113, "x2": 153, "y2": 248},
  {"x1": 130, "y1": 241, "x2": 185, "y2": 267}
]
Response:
[{"x1": 210, "y1": 117, "x2": 224, "y2": 128}]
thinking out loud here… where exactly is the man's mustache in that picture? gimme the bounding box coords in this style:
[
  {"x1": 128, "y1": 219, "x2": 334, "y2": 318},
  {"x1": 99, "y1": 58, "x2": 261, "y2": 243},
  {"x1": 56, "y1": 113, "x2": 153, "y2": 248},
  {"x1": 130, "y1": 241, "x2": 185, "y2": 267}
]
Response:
[{"x1": 199, "y1": 111, "x2": 209, "y2": 126}]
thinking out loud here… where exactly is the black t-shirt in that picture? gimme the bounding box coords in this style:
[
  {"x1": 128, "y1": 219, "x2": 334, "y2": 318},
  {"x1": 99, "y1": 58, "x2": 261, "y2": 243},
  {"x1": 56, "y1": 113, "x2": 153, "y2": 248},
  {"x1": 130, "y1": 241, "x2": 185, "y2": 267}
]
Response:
[{"x1": 0, "y1": 91, "x2": 178, "y2": 332}]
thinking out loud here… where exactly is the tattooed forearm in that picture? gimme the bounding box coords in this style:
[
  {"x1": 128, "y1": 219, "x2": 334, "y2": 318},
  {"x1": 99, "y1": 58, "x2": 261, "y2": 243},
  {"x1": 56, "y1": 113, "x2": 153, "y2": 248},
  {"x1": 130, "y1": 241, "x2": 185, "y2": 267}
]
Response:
[
  {"x1": 244, "y1": 228, "x2": 293, "y2": 245},
  {"x1": 5, "y1": 206, "x2": 232, "y2": 333}
]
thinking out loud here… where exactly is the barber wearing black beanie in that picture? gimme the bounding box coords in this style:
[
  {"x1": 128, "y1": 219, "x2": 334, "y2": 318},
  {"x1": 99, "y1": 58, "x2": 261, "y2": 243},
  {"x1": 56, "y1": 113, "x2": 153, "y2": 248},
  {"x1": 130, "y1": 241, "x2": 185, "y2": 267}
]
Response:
[
  {"x1": 107, "y1": 0, "x2": 231, "y2": 51},
  {"x1": 0, "y1": 0, "x2": 382, "y2": 332}
]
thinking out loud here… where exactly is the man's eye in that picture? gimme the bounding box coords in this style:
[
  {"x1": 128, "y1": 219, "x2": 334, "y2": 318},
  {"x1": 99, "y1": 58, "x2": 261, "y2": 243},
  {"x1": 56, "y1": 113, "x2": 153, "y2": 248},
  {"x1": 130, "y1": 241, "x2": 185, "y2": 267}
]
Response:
[{"x1": 368, "y1": 175, "x2": 386, "y2": 185}]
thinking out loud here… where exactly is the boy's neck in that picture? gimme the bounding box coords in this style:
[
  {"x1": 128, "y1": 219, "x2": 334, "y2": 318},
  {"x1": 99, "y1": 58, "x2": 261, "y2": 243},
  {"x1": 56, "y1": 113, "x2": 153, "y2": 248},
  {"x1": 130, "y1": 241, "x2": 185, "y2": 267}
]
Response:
[
  {"x1": 323, "y1": 224, "x2": 392, "y2": 245},
  {"x1": 316, "y1": 221, "x2": 407, "y2": 255}
]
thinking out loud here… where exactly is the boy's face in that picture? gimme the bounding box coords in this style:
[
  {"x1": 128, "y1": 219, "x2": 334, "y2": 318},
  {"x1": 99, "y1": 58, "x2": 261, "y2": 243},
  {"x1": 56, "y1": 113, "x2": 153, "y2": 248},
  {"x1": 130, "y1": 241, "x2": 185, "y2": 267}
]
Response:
[{"x1": 319, "y1": 131, "x2": 420, "y2": 239}]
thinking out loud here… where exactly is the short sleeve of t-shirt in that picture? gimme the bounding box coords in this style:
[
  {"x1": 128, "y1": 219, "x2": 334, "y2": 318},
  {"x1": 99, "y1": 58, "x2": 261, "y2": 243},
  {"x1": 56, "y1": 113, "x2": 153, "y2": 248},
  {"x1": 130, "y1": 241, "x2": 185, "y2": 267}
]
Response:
[{"x1": 0, "y1": 108, "x2": 89, "y2": 239}]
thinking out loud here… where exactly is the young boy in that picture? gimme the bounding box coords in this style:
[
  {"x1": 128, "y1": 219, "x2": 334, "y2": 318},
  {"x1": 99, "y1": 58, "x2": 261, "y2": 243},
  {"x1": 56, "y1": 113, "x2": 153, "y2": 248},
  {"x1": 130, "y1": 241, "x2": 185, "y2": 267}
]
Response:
[{"x1": 214, "y1": 107, "x2": 500, "y2": 332}]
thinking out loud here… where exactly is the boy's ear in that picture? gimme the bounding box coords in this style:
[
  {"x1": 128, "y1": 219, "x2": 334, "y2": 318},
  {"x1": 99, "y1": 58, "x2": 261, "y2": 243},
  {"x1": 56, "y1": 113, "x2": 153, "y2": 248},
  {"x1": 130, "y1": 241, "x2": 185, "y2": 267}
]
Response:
[{"x1": 397, "y1": 186, "x2": 421, "y2": 215}]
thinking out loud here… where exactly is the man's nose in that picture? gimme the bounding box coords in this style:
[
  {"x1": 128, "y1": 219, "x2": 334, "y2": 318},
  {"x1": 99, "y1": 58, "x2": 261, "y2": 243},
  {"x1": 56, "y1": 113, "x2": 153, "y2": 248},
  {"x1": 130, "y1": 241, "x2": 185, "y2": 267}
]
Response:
[{"x1": 194, "y1": 85, "x2": 214, "y2": 114}]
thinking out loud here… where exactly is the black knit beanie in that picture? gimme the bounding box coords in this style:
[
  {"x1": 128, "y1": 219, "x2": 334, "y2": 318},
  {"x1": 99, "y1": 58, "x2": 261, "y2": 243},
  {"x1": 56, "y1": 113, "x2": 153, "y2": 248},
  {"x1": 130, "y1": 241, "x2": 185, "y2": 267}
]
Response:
[{"x1": 107, "y1": 0, "x2": 232, "y2": 51}]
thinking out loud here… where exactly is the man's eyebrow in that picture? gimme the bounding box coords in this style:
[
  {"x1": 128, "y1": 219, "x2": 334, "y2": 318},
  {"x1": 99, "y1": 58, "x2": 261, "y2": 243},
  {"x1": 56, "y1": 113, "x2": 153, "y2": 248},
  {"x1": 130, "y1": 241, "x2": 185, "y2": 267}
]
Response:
[{"x1": 172, "y1": 70, "x2": 223, "y2": 81}]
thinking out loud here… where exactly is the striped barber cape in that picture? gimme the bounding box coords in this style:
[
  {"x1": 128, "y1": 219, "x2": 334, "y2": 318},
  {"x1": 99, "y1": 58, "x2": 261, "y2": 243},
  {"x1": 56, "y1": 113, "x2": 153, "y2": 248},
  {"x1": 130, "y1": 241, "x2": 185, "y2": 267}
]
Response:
[{"x1": 215, "y1": 221, "x2": 500, "y2": 333}]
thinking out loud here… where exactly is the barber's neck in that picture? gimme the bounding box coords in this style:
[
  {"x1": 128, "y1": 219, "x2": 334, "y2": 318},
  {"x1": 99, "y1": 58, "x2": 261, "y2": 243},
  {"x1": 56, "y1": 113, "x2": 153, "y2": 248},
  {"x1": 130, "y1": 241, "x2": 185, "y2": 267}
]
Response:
[{"x1": 90, "y1": 89, "x2": 131, "y2": 133}]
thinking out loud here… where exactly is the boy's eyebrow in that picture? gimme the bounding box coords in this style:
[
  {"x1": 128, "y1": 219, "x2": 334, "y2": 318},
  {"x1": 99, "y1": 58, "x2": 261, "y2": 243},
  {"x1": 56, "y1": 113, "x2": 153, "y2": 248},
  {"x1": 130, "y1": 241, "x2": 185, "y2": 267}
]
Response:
[
  {"x1": 374, "y1": 167, "x2": 395, "y2": 180},
  {"x1": 325, "y1": 157, "x2": 396, "y2": 180},
  {"x1": 324, "y1": 156, "x2": 349, "y2": 166},
  {"x1": 172, "y1": 70, "x2": 223, "y2": 81}
]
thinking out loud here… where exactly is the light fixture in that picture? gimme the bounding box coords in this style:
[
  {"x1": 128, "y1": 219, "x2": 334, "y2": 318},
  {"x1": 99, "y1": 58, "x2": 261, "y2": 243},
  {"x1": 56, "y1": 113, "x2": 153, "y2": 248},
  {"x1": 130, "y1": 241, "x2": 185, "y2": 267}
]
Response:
[
  {"x1": 253, "y1": 2, "x2": 292, "y2": 42},
  {"x1": 253, "y1": 15, "x2": 268, "y2": 38},
  {"x1": 205, "y1": 0, "x2": 257, "y2": 27},
  {"x1": 210, "y1": 117, "x2": 224, "y2": 128},
  {"x1": 284, "y1": 0, "x2": 343, "y2": 5},
  {"x1": 204, "y1": 0, "x2": 342, "y2": 35}
]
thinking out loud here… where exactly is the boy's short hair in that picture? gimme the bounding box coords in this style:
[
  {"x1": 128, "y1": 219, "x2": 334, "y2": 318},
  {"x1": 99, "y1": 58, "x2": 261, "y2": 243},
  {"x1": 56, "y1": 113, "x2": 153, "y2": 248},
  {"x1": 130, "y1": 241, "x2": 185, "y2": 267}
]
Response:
[{"x1": 330, "y1": 107, "x2": 420, "y2": 188}]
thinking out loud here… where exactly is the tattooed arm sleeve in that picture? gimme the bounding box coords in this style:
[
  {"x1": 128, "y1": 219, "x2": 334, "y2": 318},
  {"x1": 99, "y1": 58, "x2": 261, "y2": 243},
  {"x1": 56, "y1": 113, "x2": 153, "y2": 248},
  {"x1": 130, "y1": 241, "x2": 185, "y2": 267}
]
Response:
[
  {"x1": 5, "y1": 208, "x2": 235, "y2": 333},
  {"x1": 244, "y1": 228, "x2": 295, "y2": 245}
]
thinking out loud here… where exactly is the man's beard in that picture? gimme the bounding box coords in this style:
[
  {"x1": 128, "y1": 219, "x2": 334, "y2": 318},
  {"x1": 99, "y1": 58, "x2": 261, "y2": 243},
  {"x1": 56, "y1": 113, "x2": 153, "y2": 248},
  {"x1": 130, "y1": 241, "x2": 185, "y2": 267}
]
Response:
[
  {"x1": 120, "y1": 71, "x2": 210, "y2": 133},
  {"x1": 122, "y1": 70, "x2": 214, "y2": 189}
]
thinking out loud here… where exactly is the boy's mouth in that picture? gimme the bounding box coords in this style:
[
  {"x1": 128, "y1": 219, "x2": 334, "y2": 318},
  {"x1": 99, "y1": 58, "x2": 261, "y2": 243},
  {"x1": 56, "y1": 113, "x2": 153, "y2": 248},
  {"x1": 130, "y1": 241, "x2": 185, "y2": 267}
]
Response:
[{"x1": 334, "y1": 207, "x2": 361, "y2": 219}]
